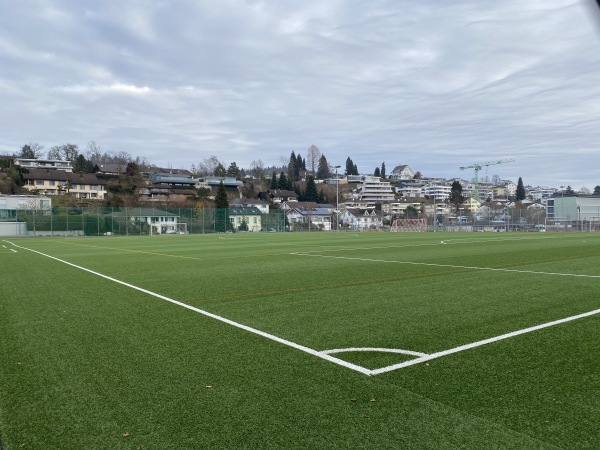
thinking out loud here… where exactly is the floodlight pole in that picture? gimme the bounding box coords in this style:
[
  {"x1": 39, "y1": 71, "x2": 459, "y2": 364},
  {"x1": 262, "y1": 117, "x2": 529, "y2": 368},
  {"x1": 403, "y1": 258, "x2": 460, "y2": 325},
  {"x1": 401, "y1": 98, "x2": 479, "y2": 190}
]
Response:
[{"x1": 334, "y1": 165, "x2": 341, "y2": 231}]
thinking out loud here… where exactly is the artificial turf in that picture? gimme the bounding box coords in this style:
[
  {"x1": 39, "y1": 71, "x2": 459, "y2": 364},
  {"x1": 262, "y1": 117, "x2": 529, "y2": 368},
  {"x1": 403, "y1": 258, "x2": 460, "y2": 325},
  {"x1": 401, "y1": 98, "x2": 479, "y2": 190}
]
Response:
[{"x1": 0, "y1": 232, "x2": 598, "y2": 448}]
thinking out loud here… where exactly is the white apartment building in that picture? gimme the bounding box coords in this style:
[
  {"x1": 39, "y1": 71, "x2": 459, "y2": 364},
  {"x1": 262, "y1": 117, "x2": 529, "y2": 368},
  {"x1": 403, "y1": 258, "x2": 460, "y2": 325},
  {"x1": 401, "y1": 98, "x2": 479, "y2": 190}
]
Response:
[
  {"x1": 421, "y1": 184, "x2": 452, "y2": 200},
  {"x1": 354, "y1": 176, "x2": 395, "y2": 202}
]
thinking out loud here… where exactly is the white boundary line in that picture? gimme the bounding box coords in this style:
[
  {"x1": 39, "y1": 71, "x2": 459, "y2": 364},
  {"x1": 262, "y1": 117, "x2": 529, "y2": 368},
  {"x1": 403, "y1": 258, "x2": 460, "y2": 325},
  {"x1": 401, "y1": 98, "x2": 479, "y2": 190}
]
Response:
[
  {"x1": 4, "y1": 240, "x2": 371, "y2": 376},
  {"x1": 290, "y1": 252, "x2": 600, "y2": 279},
  {"x1": 322, "y1": 347, "x2": 428, "y2": 357},
  {"x1": 370, "y1": 307, "x2": 600, "y2": 375}
]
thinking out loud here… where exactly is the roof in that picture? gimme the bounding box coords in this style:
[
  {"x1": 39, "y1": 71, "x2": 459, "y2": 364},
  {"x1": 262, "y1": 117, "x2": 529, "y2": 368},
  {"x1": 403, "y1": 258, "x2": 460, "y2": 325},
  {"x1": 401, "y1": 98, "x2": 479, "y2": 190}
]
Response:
[
  {"x1": 269, "y1": 189, "x2": 298, "y2": 197},
  {"x1": 228, "y1": 207, "x2": 262, "y2": 215},
  {"x1": 95, "y1": 163, "x2": 127, "y2": 174},
  {"x1": 148, "y1": 167, "x2": 193, "y2": 176},
  {"x1": 106, "y1": 208, "x2": 179, "y2": 217},
  {"x1": 23, "y1": 169, "x2": 106, "y2": 185}
]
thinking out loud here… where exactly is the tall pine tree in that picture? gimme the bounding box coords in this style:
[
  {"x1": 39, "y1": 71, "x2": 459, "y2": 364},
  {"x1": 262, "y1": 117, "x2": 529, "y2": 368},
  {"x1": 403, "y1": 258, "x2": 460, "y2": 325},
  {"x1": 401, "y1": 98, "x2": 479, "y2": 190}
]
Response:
[
  {"x1": 516, "y1": 177, "x2": 526, "y2": 201},
  {"x1": 316, "y1": 154, "x2": 330, "y2": 179},
  {"x1": 214, "y1": 181, "x2": 229, "y2": 232}
]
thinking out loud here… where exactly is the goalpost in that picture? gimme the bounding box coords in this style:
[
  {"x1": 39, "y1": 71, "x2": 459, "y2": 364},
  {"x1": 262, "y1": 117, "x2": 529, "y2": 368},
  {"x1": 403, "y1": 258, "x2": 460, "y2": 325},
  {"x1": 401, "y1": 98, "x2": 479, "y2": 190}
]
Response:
[
  {"x1": 390, "y1": 218, "x2": 427, "y2": 232},
  {"x1": 150, "y1": 223, "x2": 188, "y2": 235}
]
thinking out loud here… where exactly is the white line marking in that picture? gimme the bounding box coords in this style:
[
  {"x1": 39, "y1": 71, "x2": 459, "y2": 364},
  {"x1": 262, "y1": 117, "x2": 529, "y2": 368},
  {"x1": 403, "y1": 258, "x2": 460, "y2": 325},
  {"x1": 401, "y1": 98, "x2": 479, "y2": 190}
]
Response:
[
  {"x1": 322, "y1": 347, "x2": 428, "y2": 357},
  {"x1": 10, "y1": 249, "x2": 17, "y2": 253},
  {"x1": 290, "y1": 253, "x2": 600, "y2": 279},
  {"x1": 4, "y1": 241, "x2": 371, "y2": 375},
  {"x1": 371, "y1": 307, "x2": 600, "y2": 375}
]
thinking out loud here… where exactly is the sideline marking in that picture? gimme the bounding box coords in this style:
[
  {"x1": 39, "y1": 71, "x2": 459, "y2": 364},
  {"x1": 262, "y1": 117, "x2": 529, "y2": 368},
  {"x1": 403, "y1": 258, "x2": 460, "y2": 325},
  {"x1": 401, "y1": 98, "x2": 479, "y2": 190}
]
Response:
[
  {"x1": 291, "y1": 252, "x2": 600, "y2": 279},
  {"x1": 4, "y1": 240, "x2": 371, "y2": 376}
]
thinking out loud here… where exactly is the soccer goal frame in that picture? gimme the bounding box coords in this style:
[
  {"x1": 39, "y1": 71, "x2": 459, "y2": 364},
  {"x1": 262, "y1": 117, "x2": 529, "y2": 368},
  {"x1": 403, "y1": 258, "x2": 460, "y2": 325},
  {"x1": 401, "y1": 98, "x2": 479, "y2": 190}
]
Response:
[
  {"x1": 150, "y1": 222, "x2": 188, "y2": 235},
  {"x1": 390, "y1": 218, "x2": 427, "y2": 232}
]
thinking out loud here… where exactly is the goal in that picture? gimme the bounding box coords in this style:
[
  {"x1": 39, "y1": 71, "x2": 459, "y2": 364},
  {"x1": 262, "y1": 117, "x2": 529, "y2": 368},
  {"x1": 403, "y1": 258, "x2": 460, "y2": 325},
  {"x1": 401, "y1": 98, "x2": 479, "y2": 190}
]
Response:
[
  {"x1": 150, "y1": 222, "x2": 188, "y2": 235},
  {"x1": 390, "y1": 218, "x2": 427, "y2": 232}
]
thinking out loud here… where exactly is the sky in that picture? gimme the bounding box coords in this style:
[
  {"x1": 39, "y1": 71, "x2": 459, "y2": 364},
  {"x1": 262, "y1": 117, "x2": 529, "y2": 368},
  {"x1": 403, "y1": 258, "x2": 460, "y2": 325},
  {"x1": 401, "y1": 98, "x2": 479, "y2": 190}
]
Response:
[{"x1": 1, "y1": 0, "x2": 600, "y2": 189}]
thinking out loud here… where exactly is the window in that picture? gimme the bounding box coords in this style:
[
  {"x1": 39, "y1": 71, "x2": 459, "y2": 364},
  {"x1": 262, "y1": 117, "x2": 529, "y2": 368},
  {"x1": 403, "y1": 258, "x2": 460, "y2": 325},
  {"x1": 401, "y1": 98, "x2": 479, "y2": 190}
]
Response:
[
  {"x1": 36, "y1": 180, "x2": 44, "y2": 186},
  {"x1": 48, "y1": 180, "x2": 55, "y2": 186}
]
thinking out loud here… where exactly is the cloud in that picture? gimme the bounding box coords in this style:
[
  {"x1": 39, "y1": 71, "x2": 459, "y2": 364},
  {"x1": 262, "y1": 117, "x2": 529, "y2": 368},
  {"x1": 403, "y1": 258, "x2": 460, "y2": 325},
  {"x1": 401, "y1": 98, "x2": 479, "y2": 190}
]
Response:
[{"x1": 0, "y1": 1, "x2": 599, "y2": 189}]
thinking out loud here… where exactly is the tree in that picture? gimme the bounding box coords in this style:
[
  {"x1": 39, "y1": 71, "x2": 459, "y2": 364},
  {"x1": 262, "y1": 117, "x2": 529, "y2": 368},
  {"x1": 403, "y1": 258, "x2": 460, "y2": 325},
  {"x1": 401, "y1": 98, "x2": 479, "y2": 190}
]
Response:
[
  {"x1": 73, "y1": 154, "x2": 94, "y2": 173},
  {"x1": 214, "y1": 181, "x2": 229, "y2": 232},
  {"x1": 250, "y1": 159, "x2": 265, "y2": 179},
  {"x1": 381, "y1": 162, "x2": 386, "y2": 179},
  {"x1": 316, "y1": 154, "x2": 330, "y2": 179},
  {"x1": 413, "y1": 171, "x2": 422, "y2": 179},
  {"x1": 565, "y1": 186, "x2": 576, "y2": 196},
  {"x1": 197, "y1": 155, "x2": 222, "y2": 176},
  {"x1": 19, "y1": 143, "x2": 44, "y2": 159},
  {"x1": 302, "y1": 176, "x2": 319, "y2": 202},
  {"x1": 306, "y1": 145, "x2": 321, "y2": 176},
  {"x1": 373, "y1": 167, "x2": 381, "y2": 177},
  {"x1": 47, "y1": 143, "x2": 79, "y2": 161},
  {"x1": 227, "y1": 162, "x2": 241, "y2": 178},
  {"x1": 126, "y1": 162, "x2": 139, "y2": 176},
  {"x1": 214, "y1": 163, "x2": 226, "y2": 177},
  {"x1": 270, "y1": 172, "x2": 278, "y2": 189},
  {"x1": 238, "y1": 218, "x2": 248, "y2": 231},
  {"x1": 492, "y1": 174, "x2": 502, "y2": 185},
  {"x1": 288, "y1": 151, "x2": 300, "y2": 182},
  {"x1": 449, "y1": 180, "x2": 465, "y2": 213},
  {"x1": 278, "y1": 171, "x2": 291, "y2": 190},
  {"x1": 516, "y1": 177, "x2": 526, "y2": 201},
  {"x1": 594, "y1": 185, "x2": 600, "y2": 195},
  {"x1": 345, "y1": 157, "x2": 358, "y2": 176}
]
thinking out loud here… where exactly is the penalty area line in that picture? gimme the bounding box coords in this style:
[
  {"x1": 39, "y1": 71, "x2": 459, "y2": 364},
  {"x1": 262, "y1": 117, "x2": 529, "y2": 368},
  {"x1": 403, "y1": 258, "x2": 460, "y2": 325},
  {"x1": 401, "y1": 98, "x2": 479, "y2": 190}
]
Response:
[{"x1": 5, "y1": 240, "x2": 372, "y2": 376}]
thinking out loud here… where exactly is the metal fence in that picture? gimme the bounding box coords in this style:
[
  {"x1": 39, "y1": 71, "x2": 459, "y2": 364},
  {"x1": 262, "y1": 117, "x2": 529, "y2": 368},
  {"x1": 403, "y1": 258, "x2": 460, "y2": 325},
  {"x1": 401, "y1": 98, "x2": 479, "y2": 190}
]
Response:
[{"x1": 6, "y1": 207, "x2": 286, "y2": 237}]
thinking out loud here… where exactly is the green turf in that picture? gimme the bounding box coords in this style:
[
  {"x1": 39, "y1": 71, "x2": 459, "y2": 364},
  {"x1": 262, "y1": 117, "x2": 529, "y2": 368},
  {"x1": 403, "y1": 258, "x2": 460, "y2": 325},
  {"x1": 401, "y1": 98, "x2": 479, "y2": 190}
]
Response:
[{"x1": 1, "y1": 232, "x2": 598, "y2": 448}]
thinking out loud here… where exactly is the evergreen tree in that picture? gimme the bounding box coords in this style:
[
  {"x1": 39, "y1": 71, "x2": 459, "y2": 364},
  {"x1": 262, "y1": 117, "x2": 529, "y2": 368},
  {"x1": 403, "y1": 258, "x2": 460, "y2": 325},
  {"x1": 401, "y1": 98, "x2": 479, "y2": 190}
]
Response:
[
  {"x1": 278, "y1": 171, "x2": 290, "y2": 190},
  {"x1": 345, "y1": 157, "x2": 354, "y2": 176},
  {"x1": 516, "y1": 177, "x2": 526, "y2": 201},
  {"x1": 381, "y1": 162, "x2": 386, "y2": 179},
  {"x1": 214, "y1": 181, "x2": 229, "y2": 232},
  {"x1": 227, "y1": 162, "x2": 240, "y2": 178},
  {"x1": 288, "y1": 151, "x2": 297, "y2": 181},
  {"x1": 214, "y1": 163, "x2": 226, "y2": 177},
  {"x1": 449, "y1": 180, "x2": 465, "y2": 213},
  {"x1": 316, "y1": 154, "x2": 330, "y2": 179},
  {"x1": 374, "y1": 167, "x2": 380, "y2": 177},
  {"x1": 303, "y1": 176, "x2": 319, "y2": 202},
  {"x1": 594, "y1": 185, "x2": 600, "y2": 195},
  {"x1": 214, "y1": 181, "x2": 229, "y2": 209},
  {"x1": 565, "y1": 186, "x2": 576, "y2": 196},
  {"x1": 353, "y1": 163, "x2": 359, "y2": 175},
  {"x1": 270, "y1": 172, "x2": 278, "y2": 189}
]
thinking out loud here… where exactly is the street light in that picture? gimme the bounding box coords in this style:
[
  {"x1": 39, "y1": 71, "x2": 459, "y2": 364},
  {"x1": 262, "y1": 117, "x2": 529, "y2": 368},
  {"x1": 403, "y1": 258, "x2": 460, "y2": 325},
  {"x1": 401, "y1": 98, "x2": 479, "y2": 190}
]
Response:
[{"x1": 334, "y1": 165, "x2": 341, "y2": 231}]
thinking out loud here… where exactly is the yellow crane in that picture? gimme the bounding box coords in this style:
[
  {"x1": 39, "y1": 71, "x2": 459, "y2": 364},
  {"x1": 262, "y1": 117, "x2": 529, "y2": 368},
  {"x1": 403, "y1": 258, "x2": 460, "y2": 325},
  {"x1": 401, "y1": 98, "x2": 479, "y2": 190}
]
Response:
[{"x1": 459, "y1": 158, "x2": 515, "y2": 200}]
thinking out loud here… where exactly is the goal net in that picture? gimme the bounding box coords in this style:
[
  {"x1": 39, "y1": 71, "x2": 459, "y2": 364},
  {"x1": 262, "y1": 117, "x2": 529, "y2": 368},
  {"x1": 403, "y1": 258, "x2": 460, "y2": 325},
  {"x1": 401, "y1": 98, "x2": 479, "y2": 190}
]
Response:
[
  {"x1": 390, "y1": 218, "x2": 427, "y2": 232},
  {"x1": 150, "y1": 222, "x2": 188, "y2": 235}
]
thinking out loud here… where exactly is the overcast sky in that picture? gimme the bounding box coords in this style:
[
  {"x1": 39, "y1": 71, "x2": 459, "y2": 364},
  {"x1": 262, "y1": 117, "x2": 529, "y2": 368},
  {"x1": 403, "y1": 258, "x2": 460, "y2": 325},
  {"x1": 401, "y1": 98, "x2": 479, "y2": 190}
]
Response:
[{"x1": 1, "y1": 1, "x2": 600, "y2": 189}]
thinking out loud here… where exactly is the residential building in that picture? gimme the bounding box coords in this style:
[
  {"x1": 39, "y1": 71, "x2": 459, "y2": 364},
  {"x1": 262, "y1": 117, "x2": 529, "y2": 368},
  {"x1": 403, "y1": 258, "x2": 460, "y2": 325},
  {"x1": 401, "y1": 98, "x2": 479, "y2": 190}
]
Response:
[
  {"x1": 421, "y1": 183, "x2": 451, "y2": 200},
  {"x1": 340, "y1": 208, "x2": 383, "y2": 230},
  {"x1": 22, "y1": 169, "x2": 107, "y2": 200},
  {"x1": 389, "y1": 164, "x2": 415, "y2": 181},
  {"x1": 354, "y1": 176, "x2": 395, "y2": 203},
  {"x1": 230, "y1": 198, "x2": 270, "y2": 214},
  {"x1": 228, "y1": 207, "x2": 262, "y2": 232},
  {"x1": 14, "y1": 158, "x2": 73, "y2": 172}
]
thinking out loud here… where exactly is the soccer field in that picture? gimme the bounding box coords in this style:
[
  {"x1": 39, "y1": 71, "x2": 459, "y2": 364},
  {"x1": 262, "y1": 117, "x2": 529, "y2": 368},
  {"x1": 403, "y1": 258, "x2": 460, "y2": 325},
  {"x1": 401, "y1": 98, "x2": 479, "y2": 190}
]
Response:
[{"x1": 1, "y1": 232, "x2": 599, "y2": 448}]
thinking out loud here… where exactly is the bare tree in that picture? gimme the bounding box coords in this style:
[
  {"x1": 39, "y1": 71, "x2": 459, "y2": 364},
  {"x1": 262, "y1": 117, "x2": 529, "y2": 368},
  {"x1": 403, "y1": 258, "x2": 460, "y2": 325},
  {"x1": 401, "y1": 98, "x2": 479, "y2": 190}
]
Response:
[
  {"x1": 197, "y1": 155, "x2": 222, "y2": 176},
  {"x1": 250, "y1": 159, "x2": 265, "y2": 179},
  {"x1": 306, "y1": 144, "x2": 321, "y2": 177},
  {"x1": 47, "y1": 143, "x2": 79, "y2": 161}
]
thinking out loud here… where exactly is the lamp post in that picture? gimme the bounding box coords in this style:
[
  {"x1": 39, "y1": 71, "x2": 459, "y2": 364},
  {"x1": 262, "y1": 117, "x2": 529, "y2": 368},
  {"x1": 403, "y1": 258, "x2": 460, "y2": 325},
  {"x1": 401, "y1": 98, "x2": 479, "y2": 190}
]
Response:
[{"x1": 334, "y1": 165, "x2": 341, "y2": 231}]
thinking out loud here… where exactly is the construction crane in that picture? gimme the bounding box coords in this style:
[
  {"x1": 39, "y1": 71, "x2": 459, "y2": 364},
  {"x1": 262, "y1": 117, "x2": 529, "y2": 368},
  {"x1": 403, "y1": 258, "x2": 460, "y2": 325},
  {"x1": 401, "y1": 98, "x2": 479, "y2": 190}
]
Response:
[{"x1": 459, "y1": 158, "x2": 515, "y2": 201}]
